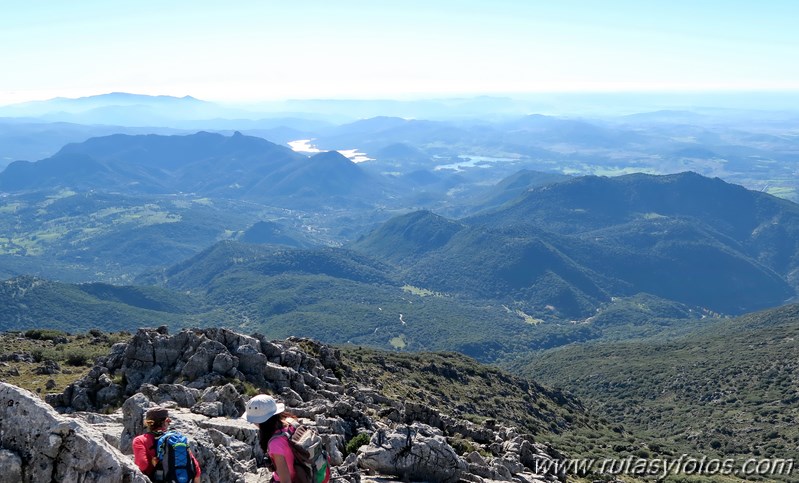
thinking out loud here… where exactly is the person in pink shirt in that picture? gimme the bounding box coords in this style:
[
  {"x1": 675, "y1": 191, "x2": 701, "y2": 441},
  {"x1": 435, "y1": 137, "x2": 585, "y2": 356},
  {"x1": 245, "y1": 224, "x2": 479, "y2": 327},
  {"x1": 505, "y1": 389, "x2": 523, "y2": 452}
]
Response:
[{"x1": 245, "y1": 394, "x2": 297, "y2": 482}]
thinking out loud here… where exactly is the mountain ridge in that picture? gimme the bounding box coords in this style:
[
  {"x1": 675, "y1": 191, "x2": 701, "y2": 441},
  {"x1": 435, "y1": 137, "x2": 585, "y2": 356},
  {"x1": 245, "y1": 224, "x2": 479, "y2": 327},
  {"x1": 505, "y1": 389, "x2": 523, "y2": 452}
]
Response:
[
  {"x1": 354, "y1": 172, "x2": 799, "y2": 316},
  {"x1": 0, "y1": 132, "x2": 389, "y2": 207}
]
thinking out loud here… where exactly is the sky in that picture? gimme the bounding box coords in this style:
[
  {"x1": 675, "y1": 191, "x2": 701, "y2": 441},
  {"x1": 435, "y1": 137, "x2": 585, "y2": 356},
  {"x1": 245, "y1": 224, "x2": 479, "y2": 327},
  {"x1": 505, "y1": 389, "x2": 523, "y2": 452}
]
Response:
[{"x1": 1, "y1": 0, "x2": 798, "y2": 106}]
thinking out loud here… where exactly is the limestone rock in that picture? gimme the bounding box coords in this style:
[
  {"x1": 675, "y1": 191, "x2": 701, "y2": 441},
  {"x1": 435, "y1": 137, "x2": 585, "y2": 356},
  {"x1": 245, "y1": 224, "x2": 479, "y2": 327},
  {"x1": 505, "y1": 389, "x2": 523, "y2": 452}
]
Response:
[
  {"x1": 0, "y1": 448, "x2": 23, "y2": 483},
  {"x1": 0, "y1": 382, "x2": 149, "y2": 483},
  {"x1": 358, "y1": 423, "x2": 468, "y2": 483},
  {"x1": 139, "y1": 382, "x2": 201, "y2": 407},
  {"x1": 40, "y1": 328, "x2": 571, "y2": 482}
]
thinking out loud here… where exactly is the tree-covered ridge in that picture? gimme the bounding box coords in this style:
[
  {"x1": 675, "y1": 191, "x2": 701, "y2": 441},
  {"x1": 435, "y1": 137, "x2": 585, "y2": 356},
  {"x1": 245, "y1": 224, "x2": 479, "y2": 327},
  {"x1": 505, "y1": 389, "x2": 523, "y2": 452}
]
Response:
[
  {"x1": 0, "y1": 276, "x2": 231, "y2": 332},
  {"x1": 353, "y1": 172, "x2": 799, "y2": 317},
  {"x1": 520, "y1": 303, "x2": 799, "y2": 472}
]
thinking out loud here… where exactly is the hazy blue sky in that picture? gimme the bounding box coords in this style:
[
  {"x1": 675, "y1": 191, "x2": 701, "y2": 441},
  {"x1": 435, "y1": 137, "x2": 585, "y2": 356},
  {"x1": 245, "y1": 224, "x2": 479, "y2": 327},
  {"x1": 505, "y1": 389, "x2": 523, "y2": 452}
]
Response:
[{"x1": 1, "y1": 0, "x2": 797, "y2": 105}]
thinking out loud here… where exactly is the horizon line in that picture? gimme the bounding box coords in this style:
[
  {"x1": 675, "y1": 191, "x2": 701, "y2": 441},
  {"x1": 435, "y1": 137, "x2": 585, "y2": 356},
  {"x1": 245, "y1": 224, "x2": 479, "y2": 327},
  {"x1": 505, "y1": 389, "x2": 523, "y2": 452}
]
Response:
[{"x1": 4, "y1": 88, "x2": 799, "y2": 108}]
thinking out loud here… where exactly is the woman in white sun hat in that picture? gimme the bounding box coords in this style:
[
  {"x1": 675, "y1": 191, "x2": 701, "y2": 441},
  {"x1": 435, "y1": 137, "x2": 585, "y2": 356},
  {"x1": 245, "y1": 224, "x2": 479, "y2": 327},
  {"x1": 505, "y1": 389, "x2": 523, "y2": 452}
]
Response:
[{"x1": 245, "y1": 394, "x2": 298, "y2": 482}]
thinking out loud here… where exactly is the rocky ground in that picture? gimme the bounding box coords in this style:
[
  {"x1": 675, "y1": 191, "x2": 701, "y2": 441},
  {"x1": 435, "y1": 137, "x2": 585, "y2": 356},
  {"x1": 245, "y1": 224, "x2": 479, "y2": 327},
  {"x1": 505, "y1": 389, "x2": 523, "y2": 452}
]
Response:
[{"x1": 1, "y1": 327, "x2": 571, "y2": 482}]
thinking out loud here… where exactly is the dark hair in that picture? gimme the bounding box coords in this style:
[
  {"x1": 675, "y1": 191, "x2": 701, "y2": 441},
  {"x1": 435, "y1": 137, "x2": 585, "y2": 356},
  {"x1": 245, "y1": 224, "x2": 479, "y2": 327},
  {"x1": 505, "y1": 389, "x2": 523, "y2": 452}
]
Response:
[
  {"x1": 258, "y1": 411, "x2": 297, "y2": 453},
  {"x1": 146, "y1": 418, "x2": 168, "y2": 432}
]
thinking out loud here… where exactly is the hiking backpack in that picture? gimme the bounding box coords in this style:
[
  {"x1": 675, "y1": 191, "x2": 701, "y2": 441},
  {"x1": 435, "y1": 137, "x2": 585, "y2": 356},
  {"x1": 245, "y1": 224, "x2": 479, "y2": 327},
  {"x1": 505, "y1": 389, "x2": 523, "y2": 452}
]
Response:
[
  {"x1": 155, "y1": 430, "x2": 197, "y2": 483},
  {"x1": 270, "y1": 422, "x2": 330, "y2": 483}
]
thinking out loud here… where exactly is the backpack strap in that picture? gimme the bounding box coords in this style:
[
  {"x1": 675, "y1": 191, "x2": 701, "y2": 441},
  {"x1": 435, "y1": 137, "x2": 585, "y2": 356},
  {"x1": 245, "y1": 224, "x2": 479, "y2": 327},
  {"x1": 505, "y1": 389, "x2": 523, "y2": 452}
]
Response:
[
  {"x1": 147, "y1": 431, "x2": 162, "y2": 449},
  {"x1": 267, "y1": 430, "x2": 291, "y2": 450}
]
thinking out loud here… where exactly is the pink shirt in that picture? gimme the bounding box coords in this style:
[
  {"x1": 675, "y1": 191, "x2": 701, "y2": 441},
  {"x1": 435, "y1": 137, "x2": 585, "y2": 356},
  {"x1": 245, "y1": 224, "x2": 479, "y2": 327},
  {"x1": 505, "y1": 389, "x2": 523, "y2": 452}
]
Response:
[{"x1": 268, "y1": 431, "x2": 296, "y2": 482}]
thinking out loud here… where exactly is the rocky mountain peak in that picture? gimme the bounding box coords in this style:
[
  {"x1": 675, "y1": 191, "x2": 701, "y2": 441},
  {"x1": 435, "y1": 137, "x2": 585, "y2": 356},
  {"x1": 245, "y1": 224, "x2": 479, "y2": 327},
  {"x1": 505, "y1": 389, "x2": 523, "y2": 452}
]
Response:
[{"x1": 1, "y1": 326, "x2": 568, "y2": 482}]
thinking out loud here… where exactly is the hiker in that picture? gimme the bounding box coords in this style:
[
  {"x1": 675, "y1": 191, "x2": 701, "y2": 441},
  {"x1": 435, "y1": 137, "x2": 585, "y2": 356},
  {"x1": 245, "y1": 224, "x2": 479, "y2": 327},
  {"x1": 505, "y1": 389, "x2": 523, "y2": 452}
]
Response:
[
  {"x1": 246, "y1": 394, "x2": 301, "y2": 482},
  {"x1": 132, "y1": 406, "x2": 201, "y2": 483},
  {"x1": 246, "y1": 394, "x2": 297, "y2": 482}
]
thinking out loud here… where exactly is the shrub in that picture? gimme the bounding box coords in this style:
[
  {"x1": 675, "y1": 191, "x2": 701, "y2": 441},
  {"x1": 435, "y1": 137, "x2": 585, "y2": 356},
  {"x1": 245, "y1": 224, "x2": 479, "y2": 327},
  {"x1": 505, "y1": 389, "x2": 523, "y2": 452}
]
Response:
[
  {"x1": 344, "y1": 433, "x2": 371, "y2": 456},
  {"x1": 64, "y1": 350, "x2": 90, "y2": 366},
  {"x1": 24, "y1": 329, "x2": 67, "y2": 341}
]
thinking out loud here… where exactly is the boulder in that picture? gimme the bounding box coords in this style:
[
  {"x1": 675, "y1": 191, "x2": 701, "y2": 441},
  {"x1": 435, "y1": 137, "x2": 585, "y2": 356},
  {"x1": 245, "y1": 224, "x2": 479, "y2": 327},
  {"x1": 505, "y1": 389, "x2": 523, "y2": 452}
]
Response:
[
  {"x1": 212, "y1": 351, "x2": 238, "y2": 376},
  {"x1": 182, "y1": 340, "x2": 228, "y2": 381},
  {"x1": 34, "y1": 359, "x2": 60, "y2": 374},
  {"x1": 0, "y1": 382, "x2": 149, "y2": 483},
  {"x1": 120, "y1": 393, "x2": 154, "y2": 454},
  {"x1": 139, "y1": 383, "x2": 201, "y2": 408},
  {"x1": 0, "y1": 449, "x2": 23, "y2": 483},
  {"x1": 358, "y1": 423, "x2": 468, "y2": 483},
  {"x1": 193, "y1": 383, "x2": 245, "y2": 417}
]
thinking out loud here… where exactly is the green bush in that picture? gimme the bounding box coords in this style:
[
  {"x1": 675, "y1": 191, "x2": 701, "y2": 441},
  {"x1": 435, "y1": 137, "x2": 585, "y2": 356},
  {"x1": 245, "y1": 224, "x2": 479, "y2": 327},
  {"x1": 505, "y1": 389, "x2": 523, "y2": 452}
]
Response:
[
  {"x1": 24, "y1": 329, "x2": 68, "y2": 341},
  {"x1": 64, "y1": 349, "x2": 91, "y2": 366},
  {"x1": 344, "y1": 433, "x2": 371, "y2": 456}
]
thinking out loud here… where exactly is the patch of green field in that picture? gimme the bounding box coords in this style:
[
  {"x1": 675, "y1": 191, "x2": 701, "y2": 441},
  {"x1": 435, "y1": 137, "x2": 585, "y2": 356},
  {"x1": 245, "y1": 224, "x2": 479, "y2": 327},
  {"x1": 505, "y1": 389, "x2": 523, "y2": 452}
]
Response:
[
  {"x1": 515, "y1": 309, "x2": 544, "y2": 325},
  {"x1": 765, "y1": 186, "x2": 797, "y2": 200},
  {"x1": 389, "y1": 334, "x2": 407, "y2": 349},
  {"x1": 0, "y1": 202, "x2": 22, "y2": 213},
  {"x1": 117, "y1": 206, "x2": 181, "y2": 226},
  {"x1": 171, "y1": 199, "x2": 192, "y2": 209},
  {"x1": 402, "y1": 284, "x2": 443, "y2": 297},
  {"x1": 32, "y1": 230, "x2": 65, "y2": 242},
  {"x1": 591, "y1": 166, "x2": 659, "y2": 176},
  {"x1": 503, "y1": 305, "x2": 544, "y2": 325},
  {"x1": 40, "y1": 190, "x2": 77, "y2": 208},
  {"x1": 80, "y1": 227, "x2": 103, "y2": 236},
  {"x1": 10, "y1": 237, "x2": 42, "y2": 255},
  {"x1": 91, "y1": 207, "x2": 126, "y2": 219},
  {"x1": 52, "y1": 189, "x2": 77, "y2": 199}
]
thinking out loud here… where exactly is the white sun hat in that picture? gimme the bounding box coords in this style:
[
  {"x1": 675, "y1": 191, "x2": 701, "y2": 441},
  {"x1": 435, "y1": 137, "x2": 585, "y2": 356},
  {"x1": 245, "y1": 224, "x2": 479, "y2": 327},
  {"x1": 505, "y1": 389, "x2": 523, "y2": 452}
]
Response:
[{"x1": 245, "y1": 394, "x2": 285, "y2": 424}]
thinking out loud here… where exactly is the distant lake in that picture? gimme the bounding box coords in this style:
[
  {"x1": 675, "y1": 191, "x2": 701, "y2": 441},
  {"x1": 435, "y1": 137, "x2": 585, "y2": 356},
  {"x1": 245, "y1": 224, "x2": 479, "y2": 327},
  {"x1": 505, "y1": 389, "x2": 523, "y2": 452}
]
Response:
[
  {"x1": 434, "y1": 155, "x2": 519, "y2": 172},
  {"x1": 287, "y1": 139, "x2": 373, "y2": 163}
]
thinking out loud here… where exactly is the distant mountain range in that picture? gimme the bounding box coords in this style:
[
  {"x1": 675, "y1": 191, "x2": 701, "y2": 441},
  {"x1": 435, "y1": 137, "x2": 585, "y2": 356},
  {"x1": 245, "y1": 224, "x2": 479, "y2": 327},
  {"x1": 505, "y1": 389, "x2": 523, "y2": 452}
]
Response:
[
  {"x1": 2, "y1": 128, "x2": 796, "y2": 317},
  {"x1": 0, "y1": 120, "x2": 798, "y2": 361},
  {"x1": 354, "y1": 172, "x2": 799, "y2": 316},
  {"x1": 0, "y1": 93, "x2": 232, "y2": 125},
  {"x1": 3, "y1": 171, "x2": 797, "y2": 357},
  {"x1": 0, "y1": 131, "x2": 389, "y2": 208}
]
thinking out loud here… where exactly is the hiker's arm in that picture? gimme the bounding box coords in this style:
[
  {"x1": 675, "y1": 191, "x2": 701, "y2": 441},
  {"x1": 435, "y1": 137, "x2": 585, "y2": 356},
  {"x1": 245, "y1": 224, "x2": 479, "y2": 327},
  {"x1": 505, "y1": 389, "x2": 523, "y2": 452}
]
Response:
[
  {"x1": 272, "y1": 453, "x2": 292, "y2": 483},
  {"x1": 131, "y1": 437, "x2": 150, "y2": 473},
  {"x1": 190, "y1": 450, "x2": 201, "y2": 482}
]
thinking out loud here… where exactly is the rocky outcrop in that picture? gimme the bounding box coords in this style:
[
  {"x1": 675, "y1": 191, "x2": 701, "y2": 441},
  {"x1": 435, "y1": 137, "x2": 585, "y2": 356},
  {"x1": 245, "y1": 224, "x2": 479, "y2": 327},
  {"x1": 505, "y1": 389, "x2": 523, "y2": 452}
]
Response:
[
  {"x1": 0, "y1": 382, "x2": 149, "y2": 483},
  {"x1": 34, "y1": 327, "x2": 565, "y2": 482},
  {"x1": 359, "y1": 424, "x2": 468, "y2": 482}
]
